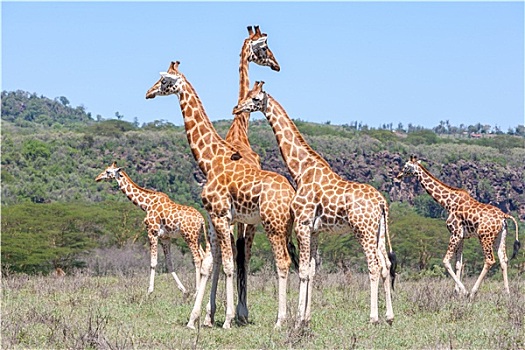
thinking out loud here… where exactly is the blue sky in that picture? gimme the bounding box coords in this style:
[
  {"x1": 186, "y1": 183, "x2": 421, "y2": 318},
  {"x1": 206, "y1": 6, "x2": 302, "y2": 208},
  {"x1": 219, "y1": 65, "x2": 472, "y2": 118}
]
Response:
[{"x1": 2, "y1": 1, "x2": 524, "y2": 131}]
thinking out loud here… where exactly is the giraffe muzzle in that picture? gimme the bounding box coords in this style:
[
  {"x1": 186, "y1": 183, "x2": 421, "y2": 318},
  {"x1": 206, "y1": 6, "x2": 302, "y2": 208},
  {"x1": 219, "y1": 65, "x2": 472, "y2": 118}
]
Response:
[{"x1": 145, "y1": 90, "x2": 157, "y2": 99}]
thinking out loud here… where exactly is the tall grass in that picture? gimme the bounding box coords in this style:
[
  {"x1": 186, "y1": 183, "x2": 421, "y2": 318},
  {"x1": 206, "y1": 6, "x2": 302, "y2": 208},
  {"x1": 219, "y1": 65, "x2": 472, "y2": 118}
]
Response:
[{"x1": 2, "y1": 269, "x2": 524, "y2": 349}]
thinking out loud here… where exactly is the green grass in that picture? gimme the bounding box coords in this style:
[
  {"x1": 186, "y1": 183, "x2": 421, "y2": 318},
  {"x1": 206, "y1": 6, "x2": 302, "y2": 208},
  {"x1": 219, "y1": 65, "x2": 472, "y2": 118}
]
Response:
[{"x1": 2, "y1": 270, "x2": 524, "y2": 349}]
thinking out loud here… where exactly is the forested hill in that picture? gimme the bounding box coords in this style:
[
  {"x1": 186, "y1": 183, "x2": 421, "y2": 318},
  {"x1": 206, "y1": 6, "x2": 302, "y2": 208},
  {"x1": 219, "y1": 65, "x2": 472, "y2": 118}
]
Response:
[
  {"x1": 2, "y1": 90, "x2": 525, "y2": 274},
  {"x1": 2, "y1": 90, "x2": 525, "y2": 219}
]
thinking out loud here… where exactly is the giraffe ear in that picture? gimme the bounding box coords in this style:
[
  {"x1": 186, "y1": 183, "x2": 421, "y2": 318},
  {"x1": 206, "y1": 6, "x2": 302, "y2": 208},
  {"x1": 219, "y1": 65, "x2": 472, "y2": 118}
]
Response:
[{"x1": 417, "y1": 160, "x2": 422, "y2": 164}]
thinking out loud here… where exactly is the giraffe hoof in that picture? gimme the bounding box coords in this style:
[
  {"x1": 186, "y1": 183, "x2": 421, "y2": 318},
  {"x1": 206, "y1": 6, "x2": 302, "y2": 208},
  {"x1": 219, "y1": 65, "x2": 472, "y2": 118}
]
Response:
[
  {"x1": 386, "y1": 318, "x2": 394, "y2": 326},
  {"x1": 236, "y1": 315, "x2": 249, "y2": 326},
  {"x1": 370, "y1": 317, "x2": 380, "y2": 325},
  {"x1": 294, "y1": 319, "x2": 309, "y2": 330}
]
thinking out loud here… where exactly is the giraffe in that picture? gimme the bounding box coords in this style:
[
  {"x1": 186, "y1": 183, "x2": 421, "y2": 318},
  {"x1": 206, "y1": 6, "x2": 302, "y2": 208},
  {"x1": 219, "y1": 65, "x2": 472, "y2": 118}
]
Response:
[
  {"x1": 145, "y1": 61, "x2": 296, "y2": 329},
  {"x1": 233, "y1": 81, "x2": 397, "y2": 327},
  {"x1": 396, "y1": 155, "x2": 520, "y2": 296},
  {"x1": 95, "y1": 162, "x2": 211, "y2": 296},
  {"x1": 212, "y1": 25, "x2": 282, "y2": 326}
]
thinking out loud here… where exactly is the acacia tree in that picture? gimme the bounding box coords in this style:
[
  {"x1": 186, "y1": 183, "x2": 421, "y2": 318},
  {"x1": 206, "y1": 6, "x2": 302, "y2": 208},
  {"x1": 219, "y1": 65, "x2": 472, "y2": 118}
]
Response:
[{"x1": 1, "y1": 203, "x2": 96, "y2": 273}]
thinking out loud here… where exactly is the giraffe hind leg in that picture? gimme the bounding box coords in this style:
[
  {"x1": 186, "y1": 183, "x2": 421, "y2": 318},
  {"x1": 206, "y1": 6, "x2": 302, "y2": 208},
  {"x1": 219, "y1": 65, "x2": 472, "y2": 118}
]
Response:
[
  {"x1": 161, "y1": 238, "x2": 187, "y2": 296},
  {"x1": 470, "y1": 234, "x2": 497, "y2": 297},
  {"x1": 497, "y1": 225, "x2": 510, "y2": 294}
]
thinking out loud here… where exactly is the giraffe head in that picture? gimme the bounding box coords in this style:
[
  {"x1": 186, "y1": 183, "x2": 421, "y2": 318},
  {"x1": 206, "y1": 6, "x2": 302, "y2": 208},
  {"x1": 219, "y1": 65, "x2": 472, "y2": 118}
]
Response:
[
  {"x1": 95, "y1": 162, "x2": 122, "y2": 182},
  {"x1": 145, "y1": 61, "x2": 184, "y2": 99},
  {"x1": 397, "y1": 155, "x2": 422, "y2": 179},
  {"x1": 233, "y1": 81, "x2": 267, "y2": 115},
  {"x1": 245, "y1": 25, "x2": 280, "y2": 71}
]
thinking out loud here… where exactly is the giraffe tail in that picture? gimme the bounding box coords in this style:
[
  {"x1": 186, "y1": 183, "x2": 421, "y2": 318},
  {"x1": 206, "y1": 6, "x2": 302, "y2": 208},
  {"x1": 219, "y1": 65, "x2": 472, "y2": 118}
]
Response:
[
  {"x1": 235, "y1": 223, "x2": 247, "y2": 284},
  {"x1": 507, "y1": 215, "x2": 521, "y2": 260},
  {"x1": 381, "y1": 204, "x2": 397, "y2": 290}
]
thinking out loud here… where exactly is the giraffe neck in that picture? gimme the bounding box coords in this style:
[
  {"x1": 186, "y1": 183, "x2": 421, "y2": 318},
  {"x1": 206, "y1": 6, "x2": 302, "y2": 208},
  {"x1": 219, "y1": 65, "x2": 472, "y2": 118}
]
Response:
[
  {"x1": 415, "y1": 164, "x2": 463, "y2": 211},
  {"x1": 263, "y1": 94, "x2": 333, "y2": 183},
  {"x1": 238, "y1": 41, "x2": 251, "y2": 103},
  {"x1": 225, "y1": 40, "x2": 258, "y2": 166},
  {"x1": 116, "y1": 170, "x2": 157, "y2": 212},
  {"x1": 175, "y1": 78, "x2": 238, "y2": 175}
]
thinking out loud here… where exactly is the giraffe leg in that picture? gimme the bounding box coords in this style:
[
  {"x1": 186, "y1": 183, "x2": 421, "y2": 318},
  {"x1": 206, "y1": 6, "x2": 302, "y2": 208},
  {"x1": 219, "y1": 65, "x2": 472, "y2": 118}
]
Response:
[
  {"x1": 443, "y1": 226, "x2": 468, "y2": 295},
  {"x1": 470, "y1": 234, "x2": 497, "y2": 297},
  {"x1": 210, "y1": 216, "x2": 236, "y2": 329},
  {"x1": 236, "y1": 223, "x2": 256, "y2": 326},
  {"x1": 187, "y1": 246, "x2": 213, "y2": 329},
  {"x1": 304, "y1": 234, "x2": 320, "y2": 325},
  {"x1": 263, "y1": 224, "x2": 292, "y2": 329},
  {"x1": 496, "y1": 224, "x2": 510, "y2": 294},
  {"x1": 147, "y1": 230, "x2": 158, "y2": 294},
  {"x1": 182, "y1": 229, "x2": 205, "y2": 296},
  {"x1": 363, "y1": 237, "x2": 381, "y2": 324},
  {"x1": 377, "y1": 222, "x2": 394, "y2": 323},
  {"x1": 204, "y1": 242, "x2": 221, "y2": 327},
  {"x1": 161, "y1": 238, "x2": 187, "y2": 295},
  {"x1": 295, "y1": 223, "x2": 311, "y2": 329},
  {"x1": 453, "y1": 240, "x2": 465, "y2": 294}
]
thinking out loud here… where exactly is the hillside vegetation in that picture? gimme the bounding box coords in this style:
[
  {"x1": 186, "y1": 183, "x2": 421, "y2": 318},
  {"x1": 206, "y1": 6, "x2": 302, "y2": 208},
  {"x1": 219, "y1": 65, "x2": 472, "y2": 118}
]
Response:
[{"x1": 2, "y1": 90, "x2": 524, "y2": 275}]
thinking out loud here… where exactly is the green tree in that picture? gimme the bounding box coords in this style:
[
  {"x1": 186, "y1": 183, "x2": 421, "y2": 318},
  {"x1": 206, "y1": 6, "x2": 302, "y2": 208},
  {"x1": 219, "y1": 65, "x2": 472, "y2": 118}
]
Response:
[{"x1": 1, "y1": 203, "x2": 96, "y2": 273}]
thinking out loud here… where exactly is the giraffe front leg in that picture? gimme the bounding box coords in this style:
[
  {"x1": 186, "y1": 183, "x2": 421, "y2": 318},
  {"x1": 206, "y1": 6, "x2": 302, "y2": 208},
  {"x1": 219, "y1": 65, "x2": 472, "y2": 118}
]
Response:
[
  {"x1": 453, "y1": 240, "x2": 464, "y2": 295},
  {"x1": 204, "y1": 241, "x2": 221, "y2": 327},
  {"x1": 148, "y1": 229, "x2": 158, "y2": 294},
  {"x1": 304, "y1": 234, "x2": 320, "y2": 325},
  {"x1": 295, "y1": 223, "x2": 311, "y2": 329},
  {"x1": 443, "y1": 232, "x2": 468, "y2": 296},
  {"x1": 161, "y1": 238, "x2": 187, "y2": 296},
  {"x1": 211, "y1": 216, "x2": 236, "y2": 329},
  {"x1": 264, "y1": 224, "x2": 292, "y2": 329}
]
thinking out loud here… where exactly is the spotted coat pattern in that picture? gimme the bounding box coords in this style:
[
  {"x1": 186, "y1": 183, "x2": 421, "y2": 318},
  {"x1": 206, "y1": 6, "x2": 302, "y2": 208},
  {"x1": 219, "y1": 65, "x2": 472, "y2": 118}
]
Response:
[
  {"x1": 146, "y1": 62, "x2": 295, "y2": 329},
  {"x1": 397, "y1": 155, "x2": 520, "y2": 296},
  {"x1": 233, "y1": 81, "x2": 396, "y2": 327},
  {"x1": 95, "y1": 163, "x2": 209, "y2": 296}
]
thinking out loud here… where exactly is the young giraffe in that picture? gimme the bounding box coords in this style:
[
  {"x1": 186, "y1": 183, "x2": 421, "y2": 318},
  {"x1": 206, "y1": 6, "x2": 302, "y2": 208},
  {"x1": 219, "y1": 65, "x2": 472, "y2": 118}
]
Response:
[
  {"x1": 397, "y1": 155, "x2": 520, "y2": 296},
  {"x1": 208, "y1": 25, "x2": 282, "y2": 326},
  {"x1": 233, "y1": 81, "x2": 397, "y2": 327},
  {"x1": 146, "y1": 61, "x2": 295, "y2": 329},
  {"x1": 95, "y1": 162, "x2": 211, "y2": 296}
]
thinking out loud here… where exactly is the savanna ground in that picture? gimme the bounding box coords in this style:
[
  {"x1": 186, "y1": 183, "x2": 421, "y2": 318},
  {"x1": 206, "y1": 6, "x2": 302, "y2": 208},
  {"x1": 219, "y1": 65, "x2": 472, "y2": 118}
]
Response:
[{"x1": 2, "y1": 251, "x2": 524, "y2": 350}]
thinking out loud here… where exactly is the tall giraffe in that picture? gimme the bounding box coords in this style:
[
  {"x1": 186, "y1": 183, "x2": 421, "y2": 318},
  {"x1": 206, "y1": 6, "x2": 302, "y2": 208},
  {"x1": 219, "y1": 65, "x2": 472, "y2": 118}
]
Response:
[
  {"x1": 145, "y1": 61, "x2": 296, "y2": 329},
  {"x1": 233, "y1": 81, "x2": 397, "y2": 327},
  {"x1": 215, "y1": 25, "x2": 282, "y2": 326},
  {"x1": 397, "y1": 155, "x2": 520, "y2": 295},
  {"x1": 95, "y1": 162, "x2": 211, "y2": 296}
]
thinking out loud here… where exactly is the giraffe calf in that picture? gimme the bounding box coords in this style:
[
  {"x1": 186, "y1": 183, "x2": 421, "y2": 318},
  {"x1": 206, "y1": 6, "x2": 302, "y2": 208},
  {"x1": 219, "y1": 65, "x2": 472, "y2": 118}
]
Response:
[{"x1": 95, "y1": 162, "x2": 211, "y2": 296}]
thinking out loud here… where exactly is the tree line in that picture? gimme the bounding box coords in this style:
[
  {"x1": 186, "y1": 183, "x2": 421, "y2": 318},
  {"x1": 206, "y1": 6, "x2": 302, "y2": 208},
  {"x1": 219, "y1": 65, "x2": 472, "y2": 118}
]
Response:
[{"x1": 2, "y1": 90, "x2": 524, "y2": 275}]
